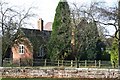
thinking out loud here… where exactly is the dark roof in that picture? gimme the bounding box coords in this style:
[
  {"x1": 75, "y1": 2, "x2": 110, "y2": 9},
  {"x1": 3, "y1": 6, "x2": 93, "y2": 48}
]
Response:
[
  {"x1": 20, "y1": 28, "x2": 51, "y2": 44},
  {"x1": 20, "y1": 28, "x2": 51, "y2": 39},
  {"x1": 18, "y1": 28, "x2": 51, "y2": 55}
]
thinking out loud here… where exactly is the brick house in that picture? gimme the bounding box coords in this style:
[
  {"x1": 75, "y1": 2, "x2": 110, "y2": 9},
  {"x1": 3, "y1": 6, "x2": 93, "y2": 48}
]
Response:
[{"x1": 7, "y1": 18, "x2": 52, "y2": 65}]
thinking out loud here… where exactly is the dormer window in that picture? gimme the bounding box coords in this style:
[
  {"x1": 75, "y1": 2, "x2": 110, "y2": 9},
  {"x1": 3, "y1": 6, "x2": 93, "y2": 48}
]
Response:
[{"x1": 19, "y1": 44, "x2": 24, "y2": 54}]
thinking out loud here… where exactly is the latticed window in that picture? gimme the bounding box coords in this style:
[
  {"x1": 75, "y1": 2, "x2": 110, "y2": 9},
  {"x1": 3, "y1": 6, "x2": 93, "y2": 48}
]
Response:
[{"x1": 19, "y1": 44, "x2": 24, "y2": 54}]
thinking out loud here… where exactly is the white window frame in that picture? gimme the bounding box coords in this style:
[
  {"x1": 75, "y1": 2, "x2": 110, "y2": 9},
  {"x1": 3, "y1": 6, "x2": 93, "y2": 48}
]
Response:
[{"x1": 19, "y1": 44, "x2": 24, "y2": 54}]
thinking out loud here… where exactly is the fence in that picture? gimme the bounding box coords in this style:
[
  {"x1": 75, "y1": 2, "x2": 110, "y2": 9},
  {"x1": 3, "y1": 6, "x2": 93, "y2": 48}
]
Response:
[
  {"x1": 3, "y1": 58, "x2": 113, "y2": 68},
  {"x1": 33, "y1": 59, "x2": 112, "y2": 68}
]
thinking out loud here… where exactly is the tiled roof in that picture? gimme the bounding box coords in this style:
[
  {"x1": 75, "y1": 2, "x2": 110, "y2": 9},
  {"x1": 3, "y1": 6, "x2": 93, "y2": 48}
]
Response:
[
  {"x1": 20, "y1": 28, "x2": 51, "y2": 44},
  {"x1": 21, "y1": 28, "x2": 51, "y2": 38}
]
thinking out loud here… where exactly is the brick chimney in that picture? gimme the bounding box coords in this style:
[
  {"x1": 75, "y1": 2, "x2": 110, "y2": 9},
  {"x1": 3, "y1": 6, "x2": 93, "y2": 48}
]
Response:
[{"x1": 37, "y1": 18, "x2": 43, "y2": 31}]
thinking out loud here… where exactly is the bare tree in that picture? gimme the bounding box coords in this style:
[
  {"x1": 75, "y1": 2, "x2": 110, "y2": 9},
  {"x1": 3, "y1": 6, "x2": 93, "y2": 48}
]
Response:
[
  {"x1": 0, "y1": 1, "x2": 36, "y2": 66},
  {"x1": 71, "y1": 1, "x2": 117, "y2": 38}
]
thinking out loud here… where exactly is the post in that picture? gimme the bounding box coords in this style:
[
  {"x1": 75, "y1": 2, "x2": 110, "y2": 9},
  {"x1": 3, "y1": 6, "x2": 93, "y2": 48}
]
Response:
[
  {"x1": 44, "y1": 59, "x2": 46, "y2": 66},
  {"x1": 95, "y1": 60, "x2": 97, "y2": 67},
  {"x1": 71, "y1": 60, "x2": 73, "y2": 67},
  {"x1": 32, "y1": 59, "x2": 33, "y2": 66},
  {"x1": 19, "y1": 58, "x2": 21, "y2": 67},
  {"x1": 85, "y1": 60, "x2": 87, "y2": 67},
  {"x1": 99, "y1": 60, "x2": 101, "y2": 68},
  {"x1": 58, "y1": 60, "x2": 59, "y2": 66},
  {"x1": 79, "y1": 60, "x2": 81, "y2": 67},
  {"x1": 75, "y1": 57, "x2": 79, "y2": 68},
  {"x1": 62, "y1": 60, "x2": 63, "y2": 66}
]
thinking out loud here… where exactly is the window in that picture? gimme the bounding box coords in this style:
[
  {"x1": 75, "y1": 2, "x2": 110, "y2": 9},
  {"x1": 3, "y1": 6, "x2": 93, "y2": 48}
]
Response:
[
  {"x1": 38, "y1": 45, "x2": 45, "y2": 57},
  {"x1": 19, "y1": 44, "x2": 24, "y2": 54}
]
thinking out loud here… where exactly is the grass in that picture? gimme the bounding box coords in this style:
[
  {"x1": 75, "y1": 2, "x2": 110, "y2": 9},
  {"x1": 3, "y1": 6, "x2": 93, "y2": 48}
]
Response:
[{"x1": 1, "y1": 78, "x2": 118, "y2": 80}]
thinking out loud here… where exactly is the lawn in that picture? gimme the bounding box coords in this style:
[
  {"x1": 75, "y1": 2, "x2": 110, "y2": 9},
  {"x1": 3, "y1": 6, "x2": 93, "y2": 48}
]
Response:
[{"x1": 1, "y1": 78, "x2": 118, "y2": 80}]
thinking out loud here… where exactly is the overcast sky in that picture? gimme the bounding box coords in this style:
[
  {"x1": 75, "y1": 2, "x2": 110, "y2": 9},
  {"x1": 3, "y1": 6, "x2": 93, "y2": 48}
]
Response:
[{"x1": 3, "y1": 0, "x2": 118, "y2": 35}]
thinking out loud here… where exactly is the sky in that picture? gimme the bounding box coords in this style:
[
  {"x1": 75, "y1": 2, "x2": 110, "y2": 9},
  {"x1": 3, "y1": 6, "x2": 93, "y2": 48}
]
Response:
[{"x1": 3, "y1": 0, "x2": 118, "y2": 35}]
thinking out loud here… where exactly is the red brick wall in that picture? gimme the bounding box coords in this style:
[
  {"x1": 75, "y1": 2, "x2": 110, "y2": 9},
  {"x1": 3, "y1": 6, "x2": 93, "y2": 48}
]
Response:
[{"x1": 12, "y1": 37, "x2": 33, "y2": 64}]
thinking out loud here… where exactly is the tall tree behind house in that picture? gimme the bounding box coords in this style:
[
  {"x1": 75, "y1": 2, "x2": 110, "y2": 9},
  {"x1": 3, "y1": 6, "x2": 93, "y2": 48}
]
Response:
[{"x1": 48, "y1": 0, "x2": 71, "y2": 60}]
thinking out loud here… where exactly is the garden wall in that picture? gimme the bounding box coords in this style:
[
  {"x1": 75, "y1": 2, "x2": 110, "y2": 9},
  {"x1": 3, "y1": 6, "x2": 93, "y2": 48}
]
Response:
[{"x1": 0, "y1": 67, "x2": 119, "y2": 78}]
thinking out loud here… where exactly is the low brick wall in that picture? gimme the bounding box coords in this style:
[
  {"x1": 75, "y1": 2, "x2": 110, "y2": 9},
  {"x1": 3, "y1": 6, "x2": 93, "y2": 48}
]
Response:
[{"x1": 0, "y1": 67, "x2": 119, "y2": 78}]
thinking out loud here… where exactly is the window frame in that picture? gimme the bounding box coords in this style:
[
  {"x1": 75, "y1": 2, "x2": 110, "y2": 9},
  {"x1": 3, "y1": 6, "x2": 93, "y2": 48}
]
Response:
[
  {"x1": 38, "y1": 45, "x2": 45, "y2": 57},
  {"x1": 19, "y1": 44, "x2": 24, "y2": 54}
]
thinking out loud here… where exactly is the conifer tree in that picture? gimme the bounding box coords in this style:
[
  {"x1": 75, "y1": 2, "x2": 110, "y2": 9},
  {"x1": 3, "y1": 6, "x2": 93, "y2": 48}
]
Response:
[{"x1": 48, "y1": 0, "x2": 71, "y2": 60}]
